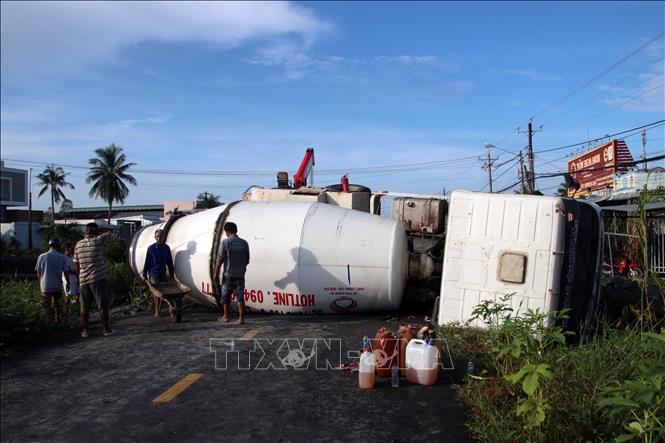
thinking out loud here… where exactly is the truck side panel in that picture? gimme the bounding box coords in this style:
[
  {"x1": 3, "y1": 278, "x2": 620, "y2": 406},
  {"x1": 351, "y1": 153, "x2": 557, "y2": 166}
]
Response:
[{"x1": 437, "y1": 191, "x2": 566, "y2": 327}]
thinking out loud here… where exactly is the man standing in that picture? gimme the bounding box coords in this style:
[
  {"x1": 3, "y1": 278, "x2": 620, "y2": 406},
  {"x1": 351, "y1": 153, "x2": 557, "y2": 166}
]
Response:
[
  {"x1": 74, "y1": 223, "x2": 113, "y2": 337},
  {"x1": 35, "y1": 238, "x2": 69, "y2": 322},
  {"x1": 62, "y1": 243, "x2": 79, "y2": 318},
  {"x1": 213, "y1": 222, "x2": 250, "y2": 324},
  {"x1": 142, "y1": 228, "x2": 175, "y2": 316}
]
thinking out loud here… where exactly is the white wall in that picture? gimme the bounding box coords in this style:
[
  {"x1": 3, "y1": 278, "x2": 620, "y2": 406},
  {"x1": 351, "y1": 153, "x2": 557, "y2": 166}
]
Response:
[{"x1": 1, "y1": 222, "x2": 43, "y2": 249}]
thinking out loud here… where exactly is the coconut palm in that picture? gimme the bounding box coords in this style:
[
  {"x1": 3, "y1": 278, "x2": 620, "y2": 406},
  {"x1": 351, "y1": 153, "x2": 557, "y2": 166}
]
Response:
[
  {"x1": 36, "y1": 164, "x2": 75, "y2": 225},
  {"x1": 86, "y1": 144, "x2": 137, "y2": 224}
]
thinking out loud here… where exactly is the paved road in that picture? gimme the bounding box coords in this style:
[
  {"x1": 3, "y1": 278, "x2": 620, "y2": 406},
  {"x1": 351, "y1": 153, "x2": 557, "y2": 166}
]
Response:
[{"x1": 1, "y1": 309, "x2": 473, "y2": 442}]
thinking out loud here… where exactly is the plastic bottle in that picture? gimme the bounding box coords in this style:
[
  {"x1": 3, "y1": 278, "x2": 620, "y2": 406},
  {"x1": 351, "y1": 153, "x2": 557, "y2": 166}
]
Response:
[
  {"x1": 359, "y1": 337, "x2": 375, "y2": 389},
  {"x1": 467, "y1": 360, "x2": 474, "y2": 376},
  {"x1": 398, "y1": 325, "x2": 415, "y2": 378},
  {"x1": 391, "y1": 364, "x2": 399, "y2": 387},
  {"x1": 406, "y1": 338, "x2": 440, "y2": 385}
]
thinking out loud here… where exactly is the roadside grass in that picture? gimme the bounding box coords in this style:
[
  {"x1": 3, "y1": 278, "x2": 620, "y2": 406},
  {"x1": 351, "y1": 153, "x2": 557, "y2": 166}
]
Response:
[
  {"x1": 0, "y1": 279, "x2": 79, "y2": 354},
  {"x1": 442, "y1": 302, "x2": 663, "y2": 442},
  {"x1": 1, "y1": 264, "x2": 151, "y2": 354}
]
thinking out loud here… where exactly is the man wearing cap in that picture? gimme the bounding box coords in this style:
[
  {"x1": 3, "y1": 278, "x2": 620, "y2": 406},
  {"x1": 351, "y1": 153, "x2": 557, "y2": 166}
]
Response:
[
  {"x1": 35, "y1": 238, "x2": 69, "y2": 322},
  {"x1": 74, "y1": 223, "x2": 114, "y2": 337}
]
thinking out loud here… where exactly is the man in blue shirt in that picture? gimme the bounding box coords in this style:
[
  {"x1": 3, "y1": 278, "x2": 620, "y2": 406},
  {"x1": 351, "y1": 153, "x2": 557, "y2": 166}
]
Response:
[
  {"x1": 142, "y1": 228, "x2": 175, "y2": 316},
  {"x1": 35, "y1": 238, "x2": 69, "y2": 322}
]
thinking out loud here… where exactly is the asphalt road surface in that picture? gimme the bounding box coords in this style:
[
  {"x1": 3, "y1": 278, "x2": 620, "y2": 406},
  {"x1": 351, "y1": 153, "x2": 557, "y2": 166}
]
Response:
[{"x1": 1, "y1": 309, "x2": 474, "y2": 442}]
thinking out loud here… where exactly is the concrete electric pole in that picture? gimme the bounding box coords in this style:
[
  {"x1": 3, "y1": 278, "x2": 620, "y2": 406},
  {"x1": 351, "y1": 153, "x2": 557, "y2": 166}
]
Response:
[
  {"x1": 480, "y1": 150, "x2": 499, "y2": 193},
  {"x1": 519, "y1": 120, "x2": 542, "y2": 193}
]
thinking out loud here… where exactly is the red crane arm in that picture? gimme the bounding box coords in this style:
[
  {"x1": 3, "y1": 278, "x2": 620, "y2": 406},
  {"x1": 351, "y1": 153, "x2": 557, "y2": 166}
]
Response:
[{"x1": 293, "y1": 148, "x2": 315, "y2": 188}]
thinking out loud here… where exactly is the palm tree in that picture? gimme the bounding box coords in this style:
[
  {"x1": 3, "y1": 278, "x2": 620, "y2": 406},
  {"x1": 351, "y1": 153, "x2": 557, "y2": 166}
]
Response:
[
  {"x1": 86, "y1": 144, "x2": 137, "y2": 225},
  {"x1": 36, "y1": 165, "x2": 75, "y2": 225}
]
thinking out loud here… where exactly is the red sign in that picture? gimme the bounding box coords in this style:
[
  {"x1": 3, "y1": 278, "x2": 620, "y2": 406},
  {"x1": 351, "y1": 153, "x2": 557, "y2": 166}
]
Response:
[{"x1": 567, "y1": 140, "x2": 633, "y2": 197}]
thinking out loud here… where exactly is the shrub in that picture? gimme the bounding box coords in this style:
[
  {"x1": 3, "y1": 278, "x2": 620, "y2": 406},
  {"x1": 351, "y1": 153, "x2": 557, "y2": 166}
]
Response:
[
  {"x1": 129, "y1": 278, "x2": 151, "y2": 314},
  {"x1": 599, "y1": 332, "x2": 665, "y2": 443},
  {"x1": 105, "y1": 261, "x2": 135, "y2": 302},
  {"x1": 39, "y1": 223, "x2": 82, "y2": 249},
  {"x1": 443, "y1": 295, "x2": 650, "y2": 442},
  {"x1": 104, "y1": 238, "x2": 128, "y2": 263},
  {"x1": 0, "y1": 278, "x2": 78, "y2": 349}
]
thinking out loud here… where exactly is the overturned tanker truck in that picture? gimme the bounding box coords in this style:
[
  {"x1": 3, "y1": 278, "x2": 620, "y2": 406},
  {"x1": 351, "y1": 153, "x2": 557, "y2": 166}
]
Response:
[
  {"x1": 128, "y1": 187, "x2": 603, "y2": 331},
  {"x1": 128, "y1": 147, "x2": 602, "y2": 329}
]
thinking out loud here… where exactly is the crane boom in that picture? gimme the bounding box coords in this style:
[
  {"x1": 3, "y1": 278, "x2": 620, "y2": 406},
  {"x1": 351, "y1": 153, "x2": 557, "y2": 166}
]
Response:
[{"x1": 293, "y1": 148, "x2": 315, "y2": 188}]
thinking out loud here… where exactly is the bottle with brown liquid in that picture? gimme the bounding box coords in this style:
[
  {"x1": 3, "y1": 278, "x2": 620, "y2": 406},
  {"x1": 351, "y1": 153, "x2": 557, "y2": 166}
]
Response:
[{"x1": 359, "y1": 336, "x2": 375, "y2": 389}]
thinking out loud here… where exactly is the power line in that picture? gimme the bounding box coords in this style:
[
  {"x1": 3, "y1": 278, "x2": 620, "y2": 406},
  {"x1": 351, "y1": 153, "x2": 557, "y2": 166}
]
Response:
[
  {"x1": 536, "y1": 82, "x2": 665, "y2": 144},
  {"x1": 544, "y1": 55, "x2": 665, "y2": 126},
  {"x1": 491, "y1": 31, "x2": 663, "y2": 156},
  {"x1": 530, "y1": 30, "x2": 665, "y2": 120},
  {"x1": 3, "y1": 154, "x2": 481, "y2": 178},
  {"x1": 535, "y1": 153, "x2": 665, "y2": 178},
  {"x1": 534, "y1": 120, "x2": 665, "y2": 154},
  {"x1": 495, "y1": 179, "x2": 523, "y2": 194}
]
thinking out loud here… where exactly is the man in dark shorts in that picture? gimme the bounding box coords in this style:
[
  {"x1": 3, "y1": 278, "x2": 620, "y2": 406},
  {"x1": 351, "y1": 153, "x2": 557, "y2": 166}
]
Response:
[
  {"x1": 213, "y1": 222, "x2": 250, "y2": 324},
  {"x1": 74, "y1": 223, "x2": 113, "y2": 337},
  {"x1": 142, "y1": 228, "x2": 175, "y2": 316},
  {"x1": 35, "y1": 238, "x2": 69, "y2": 322}
]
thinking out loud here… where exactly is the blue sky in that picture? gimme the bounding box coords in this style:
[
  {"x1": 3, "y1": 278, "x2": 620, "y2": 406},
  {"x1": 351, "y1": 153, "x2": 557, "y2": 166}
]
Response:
[{"x1": 1, "y1": 1, "x2": 663, "y2": 210}]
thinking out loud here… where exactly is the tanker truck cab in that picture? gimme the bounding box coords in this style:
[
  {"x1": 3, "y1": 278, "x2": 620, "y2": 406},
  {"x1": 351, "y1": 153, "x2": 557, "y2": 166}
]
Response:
[{"x1": 435, "y1": 190, "x2": 603, "y2": 332}]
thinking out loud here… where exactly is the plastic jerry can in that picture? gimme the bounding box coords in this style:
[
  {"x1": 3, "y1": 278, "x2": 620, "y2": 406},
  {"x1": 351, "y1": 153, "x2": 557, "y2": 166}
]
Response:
[
  {"x1": 359, "y1": 337, "x2": 376, "y2": 389},
  {"x1": 373, "y1": 327, "x2": 398, "y2": 377},
  {"x1": 405, "y1": 339, "x2": 439, "y2": 386},
  {"x1": 398, "y1": 325, "x2": 415, "y2": 377}
]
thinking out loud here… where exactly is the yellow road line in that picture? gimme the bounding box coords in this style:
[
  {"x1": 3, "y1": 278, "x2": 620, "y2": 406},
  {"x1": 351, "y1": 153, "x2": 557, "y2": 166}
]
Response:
[
  {"x1": 239, "y1": 328, "x2": 262, "y2": 341},
  {"x1": 153, "y1": 373, "x2": 204, "y2": 404}
]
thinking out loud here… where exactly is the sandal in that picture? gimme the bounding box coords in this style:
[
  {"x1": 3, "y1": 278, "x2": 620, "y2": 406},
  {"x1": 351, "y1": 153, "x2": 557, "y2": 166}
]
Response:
[
  {"x1": 103, "y1": 330, "x2": 114, "y2": 337},
  {"x1": 81, "y1": 330, "x2": 89, "y2": 338}
]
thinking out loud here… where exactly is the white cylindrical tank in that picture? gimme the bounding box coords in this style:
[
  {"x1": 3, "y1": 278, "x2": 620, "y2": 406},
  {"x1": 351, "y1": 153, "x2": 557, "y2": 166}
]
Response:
[{"x1": 129, "y1": 201, "x2": 408, "y2": 314}]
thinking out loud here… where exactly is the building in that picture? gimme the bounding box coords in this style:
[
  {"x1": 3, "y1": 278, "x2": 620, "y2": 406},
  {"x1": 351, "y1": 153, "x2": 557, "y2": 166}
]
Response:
[{"x1": 0, "y1": 162, "x2": 44, "y2": 249}]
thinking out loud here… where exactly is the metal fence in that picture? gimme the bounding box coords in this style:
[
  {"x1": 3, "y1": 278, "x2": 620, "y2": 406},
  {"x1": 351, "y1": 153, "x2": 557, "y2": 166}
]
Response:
[{"x1": 649, "y1": 216, "x2": 665, "y2": 275}]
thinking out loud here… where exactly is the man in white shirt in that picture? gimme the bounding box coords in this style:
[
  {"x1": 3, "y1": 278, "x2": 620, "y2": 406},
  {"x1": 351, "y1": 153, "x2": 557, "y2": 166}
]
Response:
[{"x1": 35, "y1": 238, "x2": 69, "y2": 322}]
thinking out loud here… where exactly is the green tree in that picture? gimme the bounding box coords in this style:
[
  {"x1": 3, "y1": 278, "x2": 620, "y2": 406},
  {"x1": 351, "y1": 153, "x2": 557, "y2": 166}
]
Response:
[
  {"x1": 86, "y1": 144, "x2": 137, "y2": 225},
  {"x1": 59, "y1": 199, "x2": 74, "y2": 223},
  {"x1": 196, "y1": 191, "x2": 221, "y2": 209},
  {"x1": 36, "y1": 164, "x2": 75, "y2": 226}
]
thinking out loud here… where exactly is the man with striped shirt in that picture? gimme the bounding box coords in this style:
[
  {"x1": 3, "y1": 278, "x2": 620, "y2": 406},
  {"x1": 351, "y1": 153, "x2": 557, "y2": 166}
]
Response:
[{"x1": 74, "y1": 222, "x2": 114, "y2": 337}]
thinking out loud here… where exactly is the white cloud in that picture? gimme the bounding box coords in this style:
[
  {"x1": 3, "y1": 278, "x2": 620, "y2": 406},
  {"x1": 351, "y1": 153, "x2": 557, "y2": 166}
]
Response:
[
  {"x1": 599, "y1": 38, "x2": 664, "y2": 114},
  {"x1": 421, "y1": 80, "x2": 476, "y2": 98},
  {"x1": 1, "y1": 1, "x2": 331, "y2": 76},
  {"x1": 244, "y1": 50, "x2": 458, "y2": 82},
  {"x1": 492, "y1": 68, "x2": 562, "y2": 82},
  {"x1": 603, "y1": 70, "x2": 665, "y2": 113}
]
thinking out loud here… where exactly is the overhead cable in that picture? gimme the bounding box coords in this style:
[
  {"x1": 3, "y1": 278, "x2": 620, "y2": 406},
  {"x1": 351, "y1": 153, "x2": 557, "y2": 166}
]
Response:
[{"x1": 529, "y1": 30, "x2": 665, "y2": 120}]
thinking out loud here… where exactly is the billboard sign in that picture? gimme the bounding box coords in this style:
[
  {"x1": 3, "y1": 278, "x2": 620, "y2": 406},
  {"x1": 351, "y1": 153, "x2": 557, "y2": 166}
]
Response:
[{"x1": 567, "y1": 140, "x2": 632, "y2": 197}]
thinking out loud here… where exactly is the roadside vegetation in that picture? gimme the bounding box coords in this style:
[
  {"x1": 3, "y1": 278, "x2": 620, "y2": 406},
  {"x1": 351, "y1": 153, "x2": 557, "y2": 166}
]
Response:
[
  {"x1": 0, "y1": 279, "x2": 79, "y2": 352},
  {"x1": 1, "y1": 142, "x2": 149, "y2": 351}
]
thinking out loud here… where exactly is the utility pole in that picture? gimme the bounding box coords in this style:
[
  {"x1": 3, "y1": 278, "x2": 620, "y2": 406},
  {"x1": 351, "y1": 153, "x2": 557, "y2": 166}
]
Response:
[
  {"x1": 480, "y1": 151, "x2": 498, "y2": 193},
  {"x1": 518, "y1": 151, "x2": 526, "y2": 192},
  {"x1": 28, "y1": 168, "x2": 33, "y2": 250},
  {"x1": 642, "y1": 129, "x2": 647, "y2": 171},
  {"x1": 518, "y1": 119, "x2": 542, "y2": 193}
]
